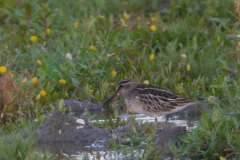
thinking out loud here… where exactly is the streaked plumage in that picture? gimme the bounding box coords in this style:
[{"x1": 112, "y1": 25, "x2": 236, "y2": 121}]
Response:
[{"x1": 102, "y1": 79, "x2": 203, "y2": 121}]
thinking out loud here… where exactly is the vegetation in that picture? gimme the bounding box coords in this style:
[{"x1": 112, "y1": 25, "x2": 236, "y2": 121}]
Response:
[{"x1": 0, "y1": 0, "x2": 240, "y2": 159}]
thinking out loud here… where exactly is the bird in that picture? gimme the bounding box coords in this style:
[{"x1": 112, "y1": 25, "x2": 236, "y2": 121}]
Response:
[{"x1": 102, "y1": 79, "x2": 204, "y2": 121}]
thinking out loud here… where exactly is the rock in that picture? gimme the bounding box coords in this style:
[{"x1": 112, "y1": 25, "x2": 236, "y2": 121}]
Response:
[
  {"x1": 37, "y1": 111, "x2": 110, "y2": 145},
  {"x1": 154, "y1": 126, "x2": 186, "y2": 149}
]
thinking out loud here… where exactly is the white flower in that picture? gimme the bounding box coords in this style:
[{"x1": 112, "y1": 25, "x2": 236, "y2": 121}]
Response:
[
  {"x1": 143, "y1": 80, "x2": 150, "y2": 84},
  {"x1": 181, "y1": 54, "x2": 187, "y2": 59},
  {"x1": 66, "y1": 53, "x2": 73, "y2": 60}
]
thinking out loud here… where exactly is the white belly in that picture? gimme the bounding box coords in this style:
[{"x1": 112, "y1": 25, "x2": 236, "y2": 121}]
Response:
[{"x1": 125, "y1": 99, "x2": 145, "y2": 114}]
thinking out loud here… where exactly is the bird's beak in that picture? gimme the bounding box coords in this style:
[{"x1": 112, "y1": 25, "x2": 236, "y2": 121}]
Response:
[{"x1": 102, "y1": 91, "x2": 118, "y2": 107}]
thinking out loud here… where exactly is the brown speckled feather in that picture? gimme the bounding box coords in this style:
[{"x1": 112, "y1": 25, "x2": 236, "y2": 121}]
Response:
[{"x1": 132, "y1": 84, "x2": 195, "y2": 112}]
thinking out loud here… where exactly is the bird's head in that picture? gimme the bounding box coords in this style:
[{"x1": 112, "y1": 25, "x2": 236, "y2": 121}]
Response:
[{"x1": 102, "y1": 79, "x2": 137, "y2": 106}]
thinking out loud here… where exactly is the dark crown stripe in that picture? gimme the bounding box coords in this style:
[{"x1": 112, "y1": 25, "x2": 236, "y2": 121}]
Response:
[{"x1": 119, "y1": 79, "x2": 134, "y2": 85}]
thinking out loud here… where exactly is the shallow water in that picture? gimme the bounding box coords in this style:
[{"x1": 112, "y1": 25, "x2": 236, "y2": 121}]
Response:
[{"x1": 36, "y1": 109, "x2": 201, "y2": 159}]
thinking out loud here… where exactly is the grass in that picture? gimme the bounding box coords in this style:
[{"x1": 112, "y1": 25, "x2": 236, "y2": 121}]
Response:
[{"x1": 0, "y1": 0, "x2": 240, "y2": 159}]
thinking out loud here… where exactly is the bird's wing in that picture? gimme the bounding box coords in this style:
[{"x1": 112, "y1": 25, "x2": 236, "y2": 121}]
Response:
[{"x1": 134, "y1": 85, "x2": 195, "y2": 112}]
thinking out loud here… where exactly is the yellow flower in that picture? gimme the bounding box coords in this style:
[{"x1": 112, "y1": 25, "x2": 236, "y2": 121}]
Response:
[
  {"x1": 151, "y1": 17, "x2": 156, "y2": 23},
  {"x1": 40, "y1": 90, "x2": 47, "y2": 96},
  {"x1": 150, "y1": 54, "x2": 155, "y2": 61},
  {"x1": 98, "y1": 15, "x2": 104, "y2": 19},
  {"x1": 186, "y1": 64, "x2": 191, "y2": 72},
  {"x1": 89, "y1": 45, "x2": 97, "y2": 52},
  {"x1": 143, "y1": 80, "x2": 150, "y2": 84},
  {"x1": 181, "y1": 54, "x2": 187, "y2": 59},
  {"x1": 59, "y1": 79, "x2": 67, "y2": 85},
  {"x1": 89, "y1": 89, "x2": 94, "y2": 93},
  {"x1": 111, "y1": 71, "x2": 117, "y2": 77},
  {"x1": 30, "y1": 36, "x2": 38, "y2": 42},
  {"x1": 31, "y1": 77, "x2": 38, "y2": 84},
  {"x1": 123, "y1": 12, "x2": 130, "y2": 20},
  {"x1": 47, "y1": 28, "x2": 51, "y2": 35},
  {"x1": 36, "y1": 94, "x2": 41, "y2": 100},
  {"x1": 74, "y1": 22, "x2": 79, "y2": 29},
  {"x1": 21, "y1": 78, "x2": 28, "y2": 84},
  {"x1": 150, "y1": 25, "x2": 157, "y2": 32},
  {"x1": 36, "y1": 60, "x2": 42, "y2": 66},
  {"x1": 0, "y1": 66, "x2": 7, "y2": 73},
  {"x1": 217, "y1": 36, "x2": 220, "y2": 42},
  {"x1": 220, "y1": 156, "x2": 226, "y2": 160}
]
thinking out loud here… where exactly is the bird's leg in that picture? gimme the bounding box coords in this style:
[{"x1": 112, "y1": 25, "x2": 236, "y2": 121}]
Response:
[
  {"x1": 155, "y1": 117, "x2": 157, "y2": 122},
  {"x1": 165, "y1": 114, "x2": 170, "y2": 122}
]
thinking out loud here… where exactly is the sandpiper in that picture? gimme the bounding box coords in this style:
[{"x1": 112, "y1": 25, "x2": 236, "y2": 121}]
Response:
[{"x1": 102, "y1": 79, "x2": 204, "y2": 121}]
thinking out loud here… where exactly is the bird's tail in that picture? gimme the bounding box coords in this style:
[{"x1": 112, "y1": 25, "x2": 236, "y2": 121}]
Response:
[{"x1": 175, "y1": 97, "x2": 204, "y2": 106}]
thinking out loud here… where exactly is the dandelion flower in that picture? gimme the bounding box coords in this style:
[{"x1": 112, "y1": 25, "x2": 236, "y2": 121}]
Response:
[
  {"x1": 0, "y1": 66, "x2": 7, "y2": 73},
  {"x1": 98, "y1": 15, "x2": 104, "y2": 19},
  {"x1": 181, "y1": 54, "x2": 187, "y2": 59},
  {"x1": 47, "y1": 28, "x2": 51, "y2": 35},
  {"x1": 36, "y1": 60, "x2": 42, "y2": 66},
  {"x1": 143, "y1": 80, "x2": 150, "y2": 84},
  {"x1": 31, "y1": 77, "x2": 38, "y2": 84},
  {"x1": 21, "y1": 78, "x2": 28, "y2": 84},
  {"x1": 30, "y1": 36, "x2": 38, "y2": 42},
  {"x1": 89, "y1": 45, "x2": 97, "y2": 52},
  {"x1": 74, "y1": 22, "x2": 79, "y2": 29},
  {"x1": 123, "y1": 12, "x2": 130, "y2": 20},
  {"x1": 150, "y1": 25, "x2": 157, "y2": 32},
  {"x1": 59, "y1": 79, "x2": 67, "y2": 85},
  {"x1": 40, "y1": 90, "x2": 47, "y2": 96},
  {"x1": 65, "y1": 53, "x2": 73, "y2": 60},
  {"x1": 111, "y1": 71, "x2": 117, "y2": 77},
  {"x1": 150, "y1": 54, "x2": 155, "y2": 61},
  {"x1": 36, "y1": 94, "x2": 41, "y2": 100},
  {"x1": 89, "y1": 89, "x2": 94, "y2": 93},
  {"x1": 186, "y1": 64, "x2": 191, "y2": 72},
  {"x1": 217, "y1": 36, "x2": 220, "y2": 43}
]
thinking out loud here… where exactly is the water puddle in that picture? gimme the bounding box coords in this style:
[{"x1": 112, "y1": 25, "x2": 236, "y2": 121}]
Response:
[
  {"x1": 36, "y1": 111, "x2": 200, "y2": 159},
  {"x1": 35, "y1": 100, "x2": 204, "y2": 159}
]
